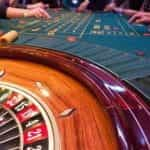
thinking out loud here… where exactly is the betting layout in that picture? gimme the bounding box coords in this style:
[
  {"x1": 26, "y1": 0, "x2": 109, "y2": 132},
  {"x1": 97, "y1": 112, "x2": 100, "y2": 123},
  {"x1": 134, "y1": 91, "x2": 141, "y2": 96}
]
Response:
[
  {"x1": 0, "y1": 82, "x2": 57, "y2": 150},
  {"x1": 3, "y1": 9, "x2": 148, "y2": 40}
]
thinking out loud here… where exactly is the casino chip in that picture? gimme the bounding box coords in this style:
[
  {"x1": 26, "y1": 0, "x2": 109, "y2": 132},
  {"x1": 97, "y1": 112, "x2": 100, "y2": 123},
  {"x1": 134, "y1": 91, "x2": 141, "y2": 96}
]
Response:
[
  {"x1": 31, "y1": 28, "x2": 41, "y2": 32},
  {"x1": 67, "y1": 36, "x2": 77, "y2": 42},
  {"x1": 19, "y1": 20, "x2": 26, "y2": 24},
  {"x1": 135, "y1": 50, "x2": 145, "y2": 57},
  {"x1": 143, "y1": 33, "x2": 150, "y2": 36}
]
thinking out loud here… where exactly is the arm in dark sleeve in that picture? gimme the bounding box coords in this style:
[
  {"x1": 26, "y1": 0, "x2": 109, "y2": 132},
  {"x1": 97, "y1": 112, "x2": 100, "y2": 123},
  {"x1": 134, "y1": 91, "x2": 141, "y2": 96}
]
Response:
[
  {"x1": 0, "y1": 1, "x2": 8, "y2": 18},
  {"x1": 112, "y1": 0, "x2": 125, "y2": 6}
]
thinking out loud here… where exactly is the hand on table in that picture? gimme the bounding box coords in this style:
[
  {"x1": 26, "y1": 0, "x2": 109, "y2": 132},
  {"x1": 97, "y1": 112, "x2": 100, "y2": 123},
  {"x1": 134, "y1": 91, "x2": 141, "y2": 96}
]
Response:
[
  {"x1": 113, "y1": 7, "x2": 137, "y2": 16},
  {"x1": 76, "y1": 1, "x2": 89, "y2": 12},
  {"x1": 129, "y1": 12, "x2": 150, "y2": 24},
  {"x1": 28, "y1": 7, "x2": 50, "y2": 19}
]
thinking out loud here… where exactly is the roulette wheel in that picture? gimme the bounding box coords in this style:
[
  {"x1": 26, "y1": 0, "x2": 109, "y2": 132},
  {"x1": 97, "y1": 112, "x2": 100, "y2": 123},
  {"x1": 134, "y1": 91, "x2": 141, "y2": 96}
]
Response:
[{"x1": 0, "y1": 45, "x2": 149, "y2": 150}]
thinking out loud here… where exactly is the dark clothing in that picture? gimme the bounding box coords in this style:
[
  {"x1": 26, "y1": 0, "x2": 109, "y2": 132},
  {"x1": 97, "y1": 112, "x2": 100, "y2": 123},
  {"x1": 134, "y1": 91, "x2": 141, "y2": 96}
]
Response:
[
  {"x1": 43, "y1": 0, "x2": 62, "y2": 7},
  {"x1": 18, "y1": 0, "x2": 33, "y2": 4},
  {"x1": 129, "y1": 0, "x2": 143, "y2": 10},
  {"x1": 48, "y1": 0, "x2": 113, "y2": 10},
  {"x1": 88, "y1": 0, "x2": 112, "y2": 10},
  {"x1": 114, "y1": 0, "x2": 125, "y2": 6},
  {"x1": 142, "y1": 0, "x2": 150, "y2": 11},
  {"x1": 118, "y1": 0, "x2": 150, "y2": 11},
  {"x1": 0, "y1": 0, "x2": 8, "y2": 18},
  {"x1": 0, "y1": 0, "x2": 28, "y2": 18},
  {"x1": 115, "y1": 0, "x2": 144, "y2": 10}
]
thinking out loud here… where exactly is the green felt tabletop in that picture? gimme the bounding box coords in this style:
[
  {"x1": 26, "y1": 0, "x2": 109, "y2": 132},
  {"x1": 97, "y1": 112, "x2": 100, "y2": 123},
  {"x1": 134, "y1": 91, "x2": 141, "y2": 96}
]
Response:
[{"x1": 0, "y1": 9, "x2": 150, "y2": 98}]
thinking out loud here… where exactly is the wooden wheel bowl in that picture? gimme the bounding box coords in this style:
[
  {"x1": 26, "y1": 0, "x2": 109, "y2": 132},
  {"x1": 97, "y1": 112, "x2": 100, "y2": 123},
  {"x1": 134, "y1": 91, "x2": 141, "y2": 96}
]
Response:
[{"x1": 0, "y1": 45, "x2": 149, "y2": 150}]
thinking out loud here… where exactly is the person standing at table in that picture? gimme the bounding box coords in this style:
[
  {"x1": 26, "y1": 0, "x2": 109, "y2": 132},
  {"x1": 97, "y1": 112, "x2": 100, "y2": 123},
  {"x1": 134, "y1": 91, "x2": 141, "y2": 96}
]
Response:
[
  {"x1": 107, "y1": 0, "x2": 150, "y2": 24},
  {"x1": 103, "y1": 0, "x2": 144, "y2": 12},
  {"x1": 128, "y1": 0, "x2": 150, "y2": 24},
  {"x1": 0, "y1": 0, "x2": 50, "y2": 18},
  {"x1": 77, "y1": 0, "x2": 113, "y2": 12}
]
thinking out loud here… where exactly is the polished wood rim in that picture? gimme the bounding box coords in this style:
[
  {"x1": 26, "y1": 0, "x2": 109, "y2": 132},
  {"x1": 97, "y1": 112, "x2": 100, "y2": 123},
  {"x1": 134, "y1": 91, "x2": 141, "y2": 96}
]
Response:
[{"x1": 0, "y1": 44, "x2": 149, "y2": 150}]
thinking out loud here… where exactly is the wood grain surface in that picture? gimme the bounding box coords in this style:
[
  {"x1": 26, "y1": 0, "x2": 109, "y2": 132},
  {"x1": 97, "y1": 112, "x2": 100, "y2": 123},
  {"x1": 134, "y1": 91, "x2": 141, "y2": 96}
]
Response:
[{"x1": 0, "y1": 58, "x2": 119, "y2": 150}]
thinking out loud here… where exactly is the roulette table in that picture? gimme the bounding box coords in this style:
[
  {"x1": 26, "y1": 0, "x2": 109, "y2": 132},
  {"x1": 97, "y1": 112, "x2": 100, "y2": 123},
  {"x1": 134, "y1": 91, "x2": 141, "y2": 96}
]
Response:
[
  {"x1": 0, "y1": 8, "x2": 150, "y2": 149},
  {"x1": 0, "y1": 44, "x2": 149, "y2": 150}
]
